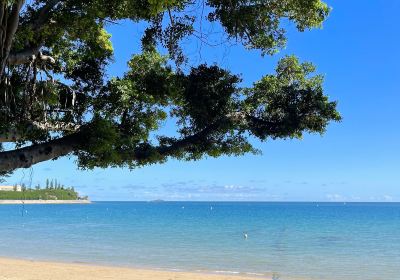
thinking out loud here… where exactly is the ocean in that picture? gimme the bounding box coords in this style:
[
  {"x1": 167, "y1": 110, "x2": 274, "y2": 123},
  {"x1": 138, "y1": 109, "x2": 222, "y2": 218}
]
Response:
[{"x1": 0, "y1": 202, "x2": 399, "y2": 280}]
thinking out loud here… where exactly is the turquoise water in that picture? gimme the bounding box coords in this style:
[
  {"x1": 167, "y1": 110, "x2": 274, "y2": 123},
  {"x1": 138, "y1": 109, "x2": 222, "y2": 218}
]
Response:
[{"x1": 0, "y1": 202, "x2": 399, "y2": 279}]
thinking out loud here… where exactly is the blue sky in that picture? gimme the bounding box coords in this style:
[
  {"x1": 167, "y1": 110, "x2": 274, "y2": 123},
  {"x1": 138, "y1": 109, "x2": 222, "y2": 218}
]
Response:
[{"x1": 6, "y1": 0, "x2": 400, "y2": 201}]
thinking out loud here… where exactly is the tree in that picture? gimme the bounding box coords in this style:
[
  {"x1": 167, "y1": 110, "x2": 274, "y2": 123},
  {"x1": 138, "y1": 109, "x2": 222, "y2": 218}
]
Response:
[
  {"x1": 45, "y1": 178, "x2": 49, "y2": 189},
  {"x1": 0, "y1": 0, "x2": 340, "y2": 174},
  {"x1": 49, "y1": 180, "x2": 53, "y2": 189}
]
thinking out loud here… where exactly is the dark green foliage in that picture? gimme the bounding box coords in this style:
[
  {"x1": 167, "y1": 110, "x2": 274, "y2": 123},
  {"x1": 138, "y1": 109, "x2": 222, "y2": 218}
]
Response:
[
  {"x1": 243, "y1": 56, "x2": 341, "y2": 139},
  {"x1": 179, "y1": 65, "x2": 240, "y2": 130},
  {"x1": 207, "y1": 0, "x2": 330, "y2": 55},
  {"x1": 0, "y1": 0, "x2": 341, "y2": 173}
]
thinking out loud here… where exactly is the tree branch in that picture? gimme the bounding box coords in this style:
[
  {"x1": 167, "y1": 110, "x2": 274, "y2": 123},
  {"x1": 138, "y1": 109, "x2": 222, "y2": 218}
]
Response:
[
  {"x1": 0, "y1": 132, "x2": 84, "y2": 172},
  {"x1": 30, "y1": 0, "x2": 62, "y2": 31},
  {"x1": 8, "y1": 46, "x2": 39, "y2": 65},
  {"x1": 0, "y1": 112, "x2": 289, "y2": 172},
  {"x1": 31, "y1": 121, "x2": 81, "y2": 132},
  {"x1": 0, "y1": 122, "x2": 81, "y2": 143},
  {"x1": 0, "y1": 129, "x2": 21, "y2": 143},
  {"x1": 0, "y1": 0, "x2": 25, "y2": 76},
  {"x1": 5, "y1": 0, "x2": 62, "y2": 67}
]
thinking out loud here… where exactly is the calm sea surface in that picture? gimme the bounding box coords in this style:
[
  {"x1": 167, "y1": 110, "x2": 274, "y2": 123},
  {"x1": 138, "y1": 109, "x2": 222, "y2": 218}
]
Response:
[{"x1": 0, "y1": 202, "x2": 399, "y2": 279}]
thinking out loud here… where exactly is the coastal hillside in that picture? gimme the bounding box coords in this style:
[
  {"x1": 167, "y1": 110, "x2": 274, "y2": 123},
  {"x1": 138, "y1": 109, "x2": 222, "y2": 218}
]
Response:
[
  {"x1": 0, "y1": 179, "x2": 87, "y2": 201},
  {"x1": 0, "y1": 189, "x2": 79, "y2": 200}
]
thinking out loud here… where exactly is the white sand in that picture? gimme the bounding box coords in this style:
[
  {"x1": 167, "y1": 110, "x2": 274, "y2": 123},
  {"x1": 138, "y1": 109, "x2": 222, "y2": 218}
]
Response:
[{"x1": 0, "y1": 258, "x2": 273, "y2": 280}]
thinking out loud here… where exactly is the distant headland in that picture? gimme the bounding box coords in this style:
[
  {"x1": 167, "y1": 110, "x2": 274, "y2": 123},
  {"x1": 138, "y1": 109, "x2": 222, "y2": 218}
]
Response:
[
  {"x1": 0, "y1": 179, "x2": 90, "y2": 204},
  {"x1": 0, "y1": 200, "x2": 91, "y2": 204}
]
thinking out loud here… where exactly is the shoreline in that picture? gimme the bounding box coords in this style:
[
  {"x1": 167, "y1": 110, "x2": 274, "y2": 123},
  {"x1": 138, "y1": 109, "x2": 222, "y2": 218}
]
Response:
[
  {"x1": 0, "y1": 200, "x2": 91, "y2": 204},
  {"x1": 0, "y1": 257, "x2": 277, "y2": 280}
]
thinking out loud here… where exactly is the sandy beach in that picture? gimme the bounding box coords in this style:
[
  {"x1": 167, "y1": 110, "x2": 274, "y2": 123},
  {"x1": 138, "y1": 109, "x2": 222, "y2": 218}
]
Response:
[{"x1": 0, "y1": 258, "x2": 272, "y2": 280}]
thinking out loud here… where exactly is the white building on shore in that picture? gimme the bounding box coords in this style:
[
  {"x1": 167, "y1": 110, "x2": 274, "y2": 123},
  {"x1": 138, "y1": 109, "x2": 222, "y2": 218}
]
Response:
[{"x1": 0, "y1": 185, "x2": 22, "y2": 192}]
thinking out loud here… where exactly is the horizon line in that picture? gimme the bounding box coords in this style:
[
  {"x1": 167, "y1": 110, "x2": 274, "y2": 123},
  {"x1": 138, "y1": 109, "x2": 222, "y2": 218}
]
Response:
[{"x1": 90, "y1": 200, "x2": 400, "y2": 203}]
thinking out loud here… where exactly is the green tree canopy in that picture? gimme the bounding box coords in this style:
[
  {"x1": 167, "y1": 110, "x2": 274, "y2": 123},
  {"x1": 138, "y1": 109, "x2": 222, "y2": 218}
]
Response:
[{"x1": 0, "y1": 0, "x2": 340, "y2": 174}]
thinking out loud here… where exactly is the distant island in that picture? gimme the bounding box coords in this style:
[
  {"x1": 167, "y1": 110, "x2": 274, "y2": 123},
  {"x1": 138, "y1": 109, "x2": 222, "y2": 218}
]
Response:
[
  {"x1": 150, "y1": 199, "x2": 165, "y2": 203},
  {"x1": 0, "y1": 179, "x2": 90, "y2": 204}
]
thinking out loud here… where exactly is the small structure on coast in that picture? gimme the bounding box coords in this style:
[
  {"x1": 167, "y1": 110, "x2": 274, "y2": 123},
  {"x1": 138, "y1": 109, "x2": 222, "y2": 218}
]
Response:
[{"x1": 0, "y1": 185, "x2": 22, "y2": 192}]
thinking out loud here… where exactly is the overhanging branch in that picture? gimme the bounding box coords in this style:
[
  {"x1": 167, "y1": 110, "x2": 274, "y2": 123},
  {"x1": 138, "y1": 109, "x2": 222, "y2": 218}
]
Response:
[
  {"x1": 0, "y1": 129, "x2": 21, "y2": 143},
  {"x1": 31, "y1": 121, "x2": 81, "y2": 132},
  {"x1": 0, "y1": 122, "x2": 82, "y2": 143},
  {"x1": 8, "y1": 47, "x2": 55, "y2": 66},
  {"x1": 0, "y1": 132, "x2": 84, "y2": 172}
]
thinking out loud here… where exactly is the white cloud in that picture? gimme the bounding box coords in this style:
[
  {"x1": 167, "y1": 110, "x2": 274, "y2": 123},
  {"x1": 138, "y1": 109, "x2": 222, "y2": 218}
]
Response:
[
  {"x1": 326, "y1": 193, "x2": 347, "y2": 202},
  {"x1": 224, "y1": 185, "x2": 245, "y2": 190},
  {"x1": 382, "y1": 195, "x2": 393, "y2": 202}
]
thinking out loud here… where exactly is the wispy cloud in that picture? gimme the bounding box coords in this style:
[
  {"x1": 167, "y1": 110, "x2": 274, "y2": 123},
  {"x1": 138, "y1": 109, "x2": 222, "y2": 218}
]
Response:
[
  {"x1": 161, "y1": 181, "x2": 264, "y2": 194},
  {"x1": 326, "y1": 193, "x2": 347, "y2": 202},
  {"x1": 382, "y1": 195, "x2": 394, "y2": 202}
]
